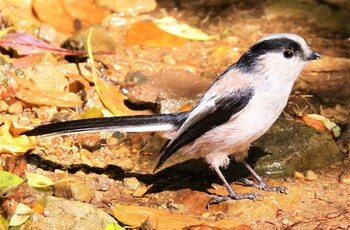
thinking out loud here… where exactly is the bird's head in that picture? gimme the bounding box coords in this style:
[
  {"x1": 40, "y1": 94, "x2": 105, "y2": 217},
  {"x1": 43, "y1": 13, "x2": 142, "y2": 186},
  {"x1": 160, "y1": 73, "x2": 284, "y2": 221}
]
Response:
[{"x1": 236, "y1": 33, "x2": 320, "y2": 81}]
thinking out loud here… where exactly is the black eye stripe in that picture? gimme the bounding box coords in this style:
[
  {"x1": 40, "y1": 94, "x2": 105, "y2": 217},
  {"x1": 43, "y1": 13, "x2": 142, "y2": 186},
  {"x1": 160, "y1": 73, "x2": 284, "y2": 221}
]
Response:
[{"x1": 236, "y1": 37, "x2": 304, "y2": 72}]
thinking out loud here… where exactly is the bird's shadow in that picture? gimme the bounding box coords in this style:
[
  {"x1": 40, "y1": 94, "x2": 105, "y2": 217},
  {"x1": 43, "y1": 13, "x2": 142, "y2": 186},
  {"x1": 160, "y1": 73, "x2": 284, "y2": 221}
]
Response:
[{"x1": 26, "y1": 146, "x2": 267, "y2": 195}]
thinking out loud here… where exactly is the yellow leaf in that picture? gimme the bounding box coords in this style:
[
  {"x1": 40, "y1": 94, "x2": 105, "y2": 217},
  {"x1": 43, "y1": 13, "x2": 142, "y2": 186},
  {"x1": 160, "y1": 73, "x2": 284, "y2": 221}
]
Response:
[
  {"x1": 0, "y1": 122, "x2": 38, "y2": 155},
  {"x1": 26, "y1": 172, "x2": 54, "y2": 188},
  {"x1": 153, "y1": 16, "x2": 219, "y2": 41},
  {"x1": 0, "y1": 171, "x2": 24, "y2": 196},
  {"x1": 86, "y1": 31, "x2": 151, "y2": 116}
]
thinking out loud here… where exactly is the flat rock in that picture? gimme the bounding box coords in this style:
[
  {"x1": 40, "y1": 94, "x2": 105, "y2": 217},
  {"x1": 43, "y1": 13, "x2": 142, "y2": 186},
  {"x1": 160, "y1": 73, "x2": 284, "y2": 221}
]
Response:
[
  {"x1": 127, "y1": 69, "x2": 211, "y2": 113},
  {"x1": 251, "y1": 119, "x2": 343, "y2": 177},
  {"x1": 23, "y1": 196, "x2": 118, "y2": 230}
]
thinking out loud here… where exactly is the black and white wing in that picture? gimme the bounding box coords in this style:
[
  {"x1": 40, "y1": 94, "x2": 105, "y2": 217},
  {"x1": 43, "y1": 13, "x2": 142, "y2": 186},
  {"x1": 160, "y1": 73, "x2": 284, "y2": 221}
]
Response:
[{"x1": 154, "y1": 84, "x2": 254, "y2": 171}]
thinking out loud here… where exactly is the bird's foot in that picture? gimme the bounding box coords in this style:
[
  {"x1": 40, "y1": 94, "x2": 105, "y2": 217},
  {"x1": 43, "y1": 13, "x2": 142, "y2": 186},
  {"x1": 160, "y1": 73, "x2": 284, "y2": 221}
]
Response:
[
  {"x1": 239, "y1": 178, "x2": 288, "y2": 194},
  {"x1": 207, "y1": 191, "x2": 262, "y2": 208}
]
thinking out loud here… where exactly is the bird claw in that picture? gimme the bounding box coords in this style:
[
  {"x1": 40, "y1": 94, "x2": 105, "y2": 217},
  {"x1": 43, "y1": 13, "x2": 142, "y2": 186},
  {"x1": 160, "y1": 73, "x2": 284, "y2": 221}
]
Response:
[
  {"x1": 206, "y1": 192, "x2": 262, "y2": 208},
  {"x1": 239, "y1": 178, "x2": 288, "y2": 194}
]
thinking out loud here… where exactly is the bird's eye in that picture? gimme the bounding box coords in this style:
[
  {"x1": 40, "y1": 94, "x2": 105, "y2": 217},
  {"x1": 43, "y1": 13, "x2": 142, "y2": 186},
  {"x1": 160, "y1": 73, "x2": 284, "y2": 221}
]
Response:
[{"x1": 284, "y1": 50, "x2": 294, "y2": 58}]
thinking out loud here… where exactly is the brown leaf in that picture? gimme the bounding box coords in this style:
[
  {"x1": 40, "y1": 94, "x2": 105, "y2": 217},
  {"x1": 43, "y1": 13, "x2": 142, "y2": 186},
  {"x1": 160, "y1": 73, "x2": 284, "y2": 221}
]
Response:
[
  {"x1": 125, "y1": 21, "x2": 188, "y2": 47},
  {"x1": 4, "y1": 156, "x2": 27, "y2": 177},
  {"x1": 300, "y1": 115, "x2": 333, "y2": 137},
  {"x1": 32, "y1": 0, "x2": 109, "y2": 33},
  {"x1": 111, "y1": 204, "x2": 244, "y2": 229},
  {"x1": 9, "y1": 73, "x2": 83, "y2": 108}
]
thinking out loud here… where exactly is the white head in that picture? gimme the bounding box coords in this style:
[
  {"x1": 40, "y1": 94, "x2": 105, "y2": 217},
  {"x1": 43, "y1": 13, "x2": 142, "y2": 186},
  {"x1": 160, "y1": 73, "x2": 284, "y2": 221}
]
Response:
[{"x1": 236, "y1": 33, "x2": 320, "y2": 82}]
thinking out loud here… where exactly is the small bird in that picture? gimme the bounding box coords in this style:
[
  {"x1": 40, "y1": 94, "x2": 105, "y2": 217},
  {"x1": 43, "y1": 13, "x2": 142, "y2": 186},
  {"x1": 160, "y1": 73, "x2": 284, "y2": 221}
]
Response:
[{"x1": 24, "y1": 33, "x2": 320, "y2": 204}]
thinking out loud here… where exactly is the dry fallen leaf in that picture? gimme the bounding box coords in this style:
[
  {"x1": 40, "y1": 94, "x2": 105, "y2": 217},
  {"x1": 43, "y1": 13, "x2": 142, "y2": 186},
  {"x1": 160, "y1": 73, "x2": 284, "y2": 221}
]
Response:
[
  {"x1": 32, "y1": 0, "x2": 109, "y2": 33},
  {"x1": 111, "y1": 204, "x2": 245, "y2": 229},
  {"x1": 125, "y1": 21, "x2": 188, "y2": 47},
  {"x1": 86, "y1": 33, "x2": 151, "y2": 116},
  {"x1": 301, "y1": 114, "x2": 341, "y2": 138},
  {"x1": 8, "y1": 73, "x2": 83, "y2": 108},
  {"x1": 153, "y1": 16, "x2": 219, "y2": 41},
  {"x1": 0, "y1": 121, "x2": 38, "y2": 155},
  {"x1": 9, "y1": 203, "x2": 32, "y2": 227}
]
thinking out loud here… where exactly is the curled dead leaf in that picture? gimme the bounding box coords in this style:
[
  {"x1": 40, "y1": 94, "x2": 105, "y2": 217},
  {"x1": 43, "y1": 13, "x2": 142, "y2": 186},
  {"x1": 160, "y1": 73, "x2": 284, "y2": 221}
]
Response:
[{"x1": 301, "y1": 114, "x2": 341, "y2": 138}]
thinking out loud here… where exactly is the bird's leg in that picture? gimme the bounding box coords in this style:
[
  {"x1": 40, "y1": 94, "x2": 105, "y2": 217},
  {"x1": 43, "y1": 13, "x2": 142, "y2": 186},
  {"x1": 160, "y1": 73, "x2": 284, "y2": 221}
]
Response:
[
  {"x1": 207, "y1": 165, "x2": 261, "y2": 207},
  {"x1": 239, "y1": 161, "x2": 288, "y2": 194}
]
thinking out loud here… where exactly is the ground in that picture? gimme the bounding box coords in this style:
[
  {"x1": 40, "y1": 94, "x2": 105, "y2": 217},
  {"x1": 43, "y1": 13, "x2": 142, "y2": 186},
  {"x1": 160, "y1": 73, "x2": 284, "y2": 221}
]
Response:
[{"x1": 0, "y1": 0, "x2": 349, "y2": 229}]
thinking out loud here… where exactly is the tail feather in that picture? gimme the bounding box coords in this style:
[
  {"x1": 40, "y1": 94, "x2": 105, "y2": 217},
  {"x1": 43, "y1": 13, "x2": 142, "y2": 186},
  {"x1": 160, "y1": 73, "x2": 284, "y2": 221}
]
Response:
[{"x1": 23, "y1": 112, "x2": 189, "y2": 137}]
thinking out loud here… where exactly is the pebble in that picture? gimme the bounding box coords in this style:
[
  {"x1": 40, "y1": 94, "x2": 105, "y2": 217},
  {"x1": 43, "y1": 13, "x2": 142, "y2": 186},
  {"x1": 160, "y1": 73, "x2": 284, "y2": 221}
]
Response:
[
  {"x1": 293, "y1": 171, "x2": 305, "y2": 180},
  {"x1": 0, "y1": 100, "x2": 9, "y2": 112},
  {"x1": 76, "y1": 135, "x2": 102, "y2": 151},
  {"x1": 123, "y1": 177, "x2": 140, "y2": 191},
  {"x1": 98, "y1": 0, "x2": 157, "y2": 15},
  {"x1": 53, "y1": 180, "x2": 95, "y2": 202},
  {"x1": 132, "y1": 187, "x2": 148, "y2": 197},
  {"x1": 115, "y1": 145, "x2": 131, "y2": 158},
  {"x1": 282, "y1": 219, "x2": 292, "y2": 226},
  {"x1": 115, "y1": 158, "x2": 134, "y2": 171},
  {"x1": 201, "y1": 212, "x2": 211, "y2": 218},
  {"x1": 340, "y1": 172, "x2": 350, "y2": 184},
  {"x1": 305, "y1": 170, "x2": 318, "y2": 181},
  {"x1": 8, "y1": 101, "x2": 23, "y2": 114}
]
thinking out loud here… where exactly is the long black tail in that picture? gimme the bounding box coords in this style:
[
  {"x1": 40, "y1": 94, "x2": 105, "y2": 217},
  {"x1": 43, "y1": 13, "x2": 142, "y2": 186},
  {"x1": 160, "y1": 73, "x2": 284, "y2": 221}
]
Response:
[{"x1": 23, "y1": 112, "x2": 189, "y2": 137}]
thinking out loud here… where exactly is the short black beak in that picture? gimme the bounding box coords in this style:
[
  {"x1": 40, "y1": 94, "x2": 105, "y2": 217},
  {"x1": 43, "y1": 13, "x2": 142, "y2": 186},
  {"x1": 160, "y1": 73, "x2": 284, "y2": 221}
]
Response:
[{"x1": 308, "y1": 52, "x2": 321, "y2": 60}]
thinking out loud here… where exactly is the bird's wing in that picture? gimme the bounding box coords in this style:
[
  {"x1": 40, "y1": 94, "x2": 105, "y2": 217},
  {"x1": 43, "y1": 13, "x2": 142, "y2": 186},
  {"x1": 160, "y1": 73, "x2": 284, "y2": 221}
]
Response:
[{"x1": 154, "y1": 85, "x2": 254, "y2": 171}]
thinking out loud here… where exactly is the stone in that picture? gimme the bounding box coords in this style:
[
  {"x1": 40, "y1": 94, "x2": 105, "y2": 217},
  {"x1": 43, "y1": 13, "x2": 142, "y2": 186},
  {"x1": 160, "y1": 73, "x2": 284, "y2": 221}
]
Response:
[
  {"x1": 53, "y1": 180, "x2": 94, "y2": 202},
  {"x1": 8, "y1": 101, "x2": 23, "y2": 114},
  {"x1": 22, "y1": 196, "x2": 118, "y2": 229},
  {"x1": 132, "y1": 187, "x2": 148, "y2": 197},
  {"x1": 340, "y1": 172, "x2": 350, "y2": 184},
  {"x1": 250, "y1": 119, "x2": 343, "y2": 178},
  {"x1": 0, "y1": 100, "x2": 9, "y2": 112},
  {"x1": 126, "y1": 69, "x2": 211, "y2": 113},
  {"x1": 293, "y1": 171, "x2": 305, "y2": 180},
  {"x1": 115, "y1": 158, "x2": 134, "y2": 171},
  {"x1": 96, "y1": 0, "x2": 157, "y2": 15},
  {"x1": 123, "y1": 177, "x2": 140, "y2": 191},
  {"x1": 305, "y1": 170, "x2": 318, "y2": 181}
]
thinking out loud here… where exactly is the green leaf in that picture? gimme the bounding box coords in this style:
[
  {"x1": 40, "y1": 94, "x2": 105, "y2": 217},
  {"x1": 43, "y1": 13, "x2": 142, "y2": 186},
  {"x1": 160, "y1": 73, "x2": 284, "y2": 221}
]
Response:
[
  {"x1": 26, "y1": 172, "x2": 54, "y2": 188},
  {"x1": 0, "y1": 27, "x2": 14, "y2": 38},
  {"x1": 104, "y1": 223, "x2": 123, "y2": 230},
  {"x1": 78, "y1": 108, "x2": 104, "y2": 119},
  {"x1": 0, "y1": 171, "x2": 24, "y2": 196}
]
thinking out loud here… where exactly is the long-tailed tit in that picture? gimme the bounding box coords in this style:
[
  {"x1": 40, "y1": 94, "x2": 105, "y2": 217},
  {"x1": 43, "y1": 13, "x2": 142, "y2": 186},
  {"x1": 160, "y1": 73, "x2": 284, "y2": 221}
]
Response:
[{"x1": 24, "y1": 33, "x2": 321, "y2": 204}]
